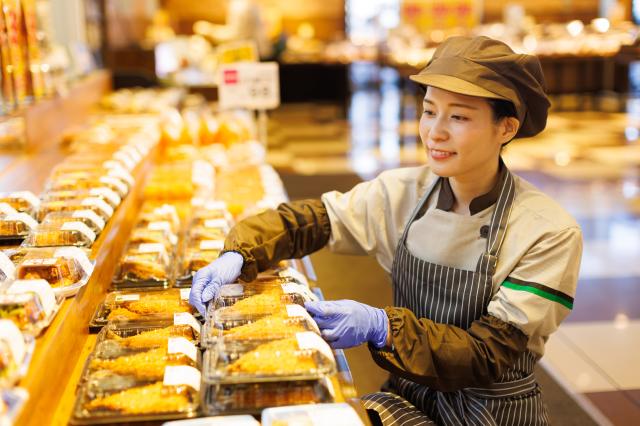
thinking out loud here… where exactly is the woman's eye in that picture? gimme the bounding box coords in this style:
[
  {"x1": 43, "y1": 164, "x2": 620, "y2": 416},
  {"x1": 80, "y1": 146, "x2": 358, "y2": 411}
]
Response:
[
  {"x1": 423, "y1": 110, "x2": 435, "y2": 116},
  {"x1": 452, "y1": 115, "x2": 469, "y2": 121}
]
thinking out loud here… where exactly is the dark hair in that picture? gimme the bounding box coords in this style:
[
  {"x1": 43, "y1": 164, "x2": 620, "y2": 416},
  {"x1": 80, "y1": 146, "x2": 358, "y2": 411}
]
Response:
[{"x1": 487, "y1": 98, "x2": 518, "y2": 146}]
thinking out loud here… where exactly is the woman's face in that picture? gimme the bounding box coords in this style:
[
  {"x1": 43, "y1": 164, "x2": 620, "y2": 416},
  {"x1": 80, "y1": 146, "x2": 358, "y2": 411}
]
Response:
[{"x1": 419, "y1": 86, "x2": 516, "y2": 182}]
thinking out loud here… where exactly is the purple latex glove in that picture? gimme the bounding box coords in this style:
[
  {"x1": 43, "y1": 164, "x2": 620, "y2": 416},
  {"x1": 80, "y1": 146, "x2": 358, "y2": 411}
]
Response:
[
  {"x1": 189, "y1": 251, "x2": 244, "y2": 316},
  {"x1": 304, "y1": 300, "x2": 388, "y2": 349}
]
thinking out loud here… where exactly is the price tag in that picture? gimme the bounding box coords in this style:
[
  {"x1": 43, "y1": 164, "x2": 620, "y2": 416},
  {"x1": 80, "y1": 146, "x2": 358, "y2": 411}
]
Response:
[
  {"x1": 296, "y1": 331, "x2": 335, "y2": 363},
  {"x1": 89, "y1": 187, "x2": 121, "y2": 207},
  {"x1": 9, "y1": 279, "x2": 57, "y2": 317},
  {"x1": 54, "y1": 246, "x2": 94, "y2": 277},
  {"x1": 61, "y1": 221, "x2": 96, "y2": 243},
  {"x1": 73, "y1": 210, "x2": 105, "y2": 231},
  {"x1": 218, "y1": 62, "x2": 280, "y2": 110},
  {"x1": 200, "y1": 240, "x2": 224, "y2": 251},
  {"x1": 174, "y1": 312, "x2": 201, "y2": 334},
  {"x1": 0, "y1": 203, "x2": 18, "y2": 216},
  {"x1": 279, "y1": 267, "x2": 309, "y2": 287},
  {"x1": 180, "y1": 288, "x2": 190, "y2": 300},
  {"x1": 163, "y1": 365, "x2": 201, "y2": 392},
  {"x1": 0, "y1": 252, "x2": 16, "y2": 280},
  {"x1": 115, "y1": 294, "x2": 140, "y2": 302},
  {"x1": 148, "y1": 221, "x2": 172, "y2": 232},
  {"x1": 286, "y1": 304, "x2": 320, "y2": 334},
  {"x1": 10, "y1": 191, "x2": 40, "y2": 209},
  {"x1": 137, "y1": 243, "x2": 166, "y2": 254},
  {"x1": 167, "y1": 337, "x2": 198, "y2": 363},
  {"x1": 5, "y1": 213, "x2": 38, "y2": 230},
  {"x1": 82, "y1": 197, "x2": 114, "y2": 218},
  {"x1": 99, "y1": 176, "x2": 128, "y2": 196}
]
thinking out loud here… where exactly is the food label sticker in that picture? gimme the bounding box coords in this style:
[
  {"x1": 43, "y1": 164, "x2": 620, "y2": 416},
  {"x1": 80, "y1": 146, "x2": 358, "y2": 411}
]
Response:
[
  {"x1": 115, "y1": 294, "x2": 140, "y2": 302},
  {"x1": 204, "y1": 200, "x2": 227, "y2": 210},
  {"x1": 82, "y1": 197, "x2": 114, "y2": 218},
  {"x1": 9, "y1": 279, "x2": 56, "y2": 316},
  {"x1": 0, "y1": 321, "x2": 26, "y2": 365},
  {"x1": 167, "y1": 337, "x2": 198, "y2": 363},
  {"x1": 89, "y1": 187, "x2": 121, "y2": 207},
  {"x1": 5, "y1": 213, "x2": 38, "y2": 230},
  {"x1": 296, "y1": 331, "x2": 335, "y2": 363},
  {"x1": 61, "y1": 221, "x2": 97, "y2": 243},
  {"x1": 107, "y1": 168, "x2": 134, "y2": 186},
  {"x1": 10, "y1": 191, "x2": 40, "y2": 209},
  {"x1": 280, "y1": 283, "x2": 319, "y2": 302},
  {"x1": 73, "y1": 210, "x2": 105, "y2": 230},
  {"x1": 148, "y1": 221, "x2": 172, "y2": 232},
  {"x1": 0, "y1": 203, "x2": 17, "y2": 216},
  {"x1": 199, "y1": 240, "x2": 224, "y2": 250},
  {"x1": 286, "y1": 304, "x2": 320, "y2": 334},
  {"x1": 99, "y1": 176, "x2": 129, "y2": 196},
  {"x1": 174, "y1": 312, "x2": 201, "y2": 334},
  {"x1": 204, "y1": 219, "x2": 229, "y2": 230},
  {"x1": 23, "y1": 258, "x2": 57, "y2": 266},
  {"x1": 279, "y1": 267, "x2": 309, "y2": 287},
  {"x1": 137, "y1": 243, "x2": 165, "y2": 254},
  {"x1": 0, "y1": 252, "x2": 16, "y2": 279},
  {"x1": 54, "y1": 246, "x2": 94, "y2": 276},
  {"x1": 163, "y1": 365, "x2": 201, "y2": 392},
  {"x1": 180, "y1": 288, "x2": 190, "y2": 300}
]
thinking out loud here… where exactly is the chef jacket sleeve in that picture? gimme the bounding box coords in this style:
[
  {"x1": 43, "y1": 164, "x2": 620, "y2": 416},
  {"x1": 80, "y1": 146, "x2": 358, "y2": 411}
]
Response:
[
  {"x1": 487, "y1": 226, "x2": 583, "y2": 348},
  {"x1": 369, "y1": 311, "x2": 529, "y2": 392},
  {"x1": 222, "y1": 198, "x2": 331, "y2": 281}
]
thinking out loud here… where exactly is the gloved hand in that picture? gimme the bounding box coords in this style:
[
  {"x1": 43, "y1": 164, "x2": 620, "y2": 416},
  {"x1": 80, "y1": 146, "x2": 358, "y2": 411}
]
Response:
[
  {"x1": 304, "y1": 300, "x2": 389, "y2": 349},
  {"x1": 189, "y1": 251, "x2": 244, "y2": 316}
]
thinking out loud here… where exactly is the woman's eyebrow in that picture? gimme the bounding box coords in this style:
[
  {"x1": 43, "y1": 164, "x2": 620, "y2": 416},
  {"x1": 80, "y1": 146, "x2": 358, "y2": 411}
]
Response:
[{"x1": 423, "y1": 99, "x2": 479, "y2": 110}]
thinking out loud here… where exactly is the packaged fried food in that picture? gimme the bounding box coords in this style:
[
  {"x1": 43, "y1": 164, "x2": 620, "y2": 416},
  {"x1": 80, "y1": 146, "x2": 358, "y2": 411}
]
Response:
[
  {"x1": 37, "y1": 197, "x2": 114, "y2": 222},
  {"x1": 14, "y1": 247, "x2": 93, "y2": 297},
  {"x1": 203, "y1": 380, "x2": 333, "y2": 416},
  {"x1": 129, "y1": 226, "x2": 177, "y2": 249},
  {"x1": 0, "y1": 191, "x2": 39, "y2": 215},
  {"x1": 0, "y1": 320, "x2": 30, "y2": 389},
  {"x1": 175, "y1": 244, "x2": 221, "y2": 286},
  {"x1": 0, "y1": 213, "x2": 37, "y2": 239},
  {"x1": 23, "y1": 223, "x2": 96, "y2": 247},
  {"x1": 43, "y1": 187, "x2": 121, "y2": 209},
  {"x1": 137, "y1": 204, "x2": 180, "y2": 234},
  {"x1": 187, "y1": 225, "x2": 226, "y2": 243},
  {"x1": 115, "y1": 249, "x2": 171, "y2": 287},
  {"x1": 102, "y1": 323, "x2": 199, "y2": 348},
  {"x1": 42, "y1": 210, "x2": 105, "y2": 234},
  {"x1": 204, "y1": 333, "x2": 335, "y2": 383},
  {"x1": 0, "y1": 293, "x2": 46, "y2": 331}
]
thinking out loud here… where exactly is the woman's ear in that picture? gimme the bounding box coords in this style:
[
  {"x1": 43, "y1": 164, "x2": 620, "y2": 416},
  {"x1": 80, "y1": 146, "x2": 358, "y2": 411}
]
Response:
[{"x1": 500, "y1": 117, "x2": 520, "y2": 144}]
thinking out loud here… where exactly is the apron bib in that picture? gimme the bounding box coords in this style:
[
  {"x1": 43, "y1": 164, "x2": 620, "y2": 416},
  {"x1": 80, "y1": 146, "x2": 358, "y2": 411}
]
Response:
[{"x1": 363, "y1": 171, "x2": 550, "y2": 426}]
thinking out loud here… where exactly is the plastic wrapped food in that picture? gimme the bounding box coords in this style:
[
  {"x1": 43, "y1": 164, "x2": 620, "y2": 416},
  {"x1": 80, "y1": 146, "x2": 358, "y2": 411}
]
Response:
[
  {"x1": 47, "y1": 174, "x2": 129, "y2": 198},
  {"x1": 203, "y1": 380, "x2": 333, "y2": 416},
  {"x1": 0, "y1": 320, "x2": 31, "y2": 388},
  {"x1": 23, "y1": 223, "x2": 96, "y2": 247},
  {"x1": 204, "y1": 333, "x2": 336, "y2": 382},
  {"x1": 5, "y1": 279, "x2": 60, "y2": 335},
  {"x1": 136, "y1": 204, "x2": 180, "y2": 235},
  {"x1": 261, "y1": 403, "x2": 364, "y2": 426},
  {"x1": 43, "y1": 187, "x2": 121, "y2": 209},
  {"x1": 42, "y1": 210, "x2": 105, "y2": 234},
  {"x1": 0, "y1": 252, "x2": 16, "y2": 283},
  {"x1": 14, "y1": 247, "x2": 93, "y2": 297},
  {"x1": 175, "y1": 245, "x2": 221, "y2": 286},
  {"x1": 0, "y1": 191, "x2": 39, "y2": 215},
  {"x1": 114, "y1": 249, "x2": 171, "y2": 288},
  {"x1": 129, "y1": 226, "x2": 177, "y2": 250},
  {"x1": 187, "y1": 225, "x2": 226, "y2": 244},
  {"x1": 0, "y1": 213, "x2": 37, "y2": 239},
  {"x1": 102, "y1": 323, "x2": 199, "y2": 348},
  {"x1": 91, "y1": 289, "x2": 194, "y2": 328},
  {"x1": 37, "y1": 198, "x2": 114, "y2": 222}
]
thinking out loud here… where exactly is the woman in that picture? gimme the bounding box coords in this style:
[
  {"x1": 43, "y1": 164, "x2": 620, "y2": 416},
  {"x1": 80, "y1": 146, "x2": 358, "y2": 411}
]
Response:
[{"x1": 190, "y1": 36, "x2": 582, "y2": 425}]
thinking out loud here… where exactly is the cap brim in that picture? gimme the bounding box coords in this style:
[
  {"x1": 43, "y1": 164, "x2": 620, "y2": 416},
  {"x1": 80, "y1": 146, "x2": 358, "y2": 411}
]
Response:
[{"x1": 409, "y1": 74, "x2": 510, "y2": 101}]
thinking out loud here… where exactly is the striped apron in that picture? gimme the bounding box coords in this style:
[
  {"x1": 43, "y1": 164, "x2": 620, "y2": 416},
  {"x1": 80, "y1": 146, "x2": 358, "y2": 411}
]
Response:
[{"x1": 362, "y1": 171, "x2": 549, "y2": 425}]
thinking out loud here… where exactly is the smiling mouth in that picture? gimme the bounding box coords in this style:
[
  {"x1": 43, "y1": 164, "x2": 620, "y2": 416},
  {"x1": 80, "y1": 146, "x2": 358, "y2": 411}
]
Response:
[{"x1": 429, "y1": 149, "x2": 456, "y2": 159}]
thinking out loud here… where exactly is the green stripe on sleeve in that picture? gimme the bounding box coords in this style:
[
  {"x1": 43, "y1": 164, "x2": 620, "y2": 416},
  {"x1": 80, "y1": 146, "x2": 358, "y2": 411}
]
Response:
[{"x1": 502, "y1": 280, "x2": 574, "y2": 309}]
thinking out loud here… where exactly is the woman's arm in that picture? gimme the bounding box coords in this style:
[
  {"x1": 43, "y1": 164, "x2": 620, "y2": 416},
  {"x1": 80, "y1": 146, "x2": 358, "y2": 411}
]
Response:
[{"x1": 222, "y1": 198, "x2": 331, "y2": 281}]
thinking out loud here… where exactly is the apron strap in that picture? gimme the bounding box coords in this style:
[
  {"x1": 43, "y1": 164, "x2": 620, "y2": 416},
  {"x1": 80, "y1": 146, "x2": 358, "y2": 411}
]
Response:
[{"x1": 475, "y1": 169, "x2": 516, "y2": 276}]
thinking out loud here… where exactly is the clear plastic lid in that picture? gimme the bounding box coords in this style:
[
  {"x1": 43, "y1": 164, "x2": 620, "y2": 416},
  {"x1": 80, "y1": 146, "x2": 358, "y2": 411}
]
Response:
[
  {"x1": 43, "y1": 187, "x2": 121, "y2": 209},
  {"x1": 261, "y1": 403, "x2": 364, "y2": 426},
  {"x1": 0, "y1": 191, "x2": 40, "y2": 214},
  {"x1": 100, "y1": 321, "x2": 200, "y2": 349},
  {"x1": 14, "y1": 247, "x2": 93, "y2": 296},
  {"x1": 204, "y1": 306, "x2": 320, "y2": 346},
  {"x1": 23, "y1": 223, "x2": 96, "y2": 247},
  {"x1": 47, "y1": 174, "x2": 129, "y2": 198},
  {"x1": 136, "y1": 206, "x2": 181, "y2": 235},
  {"x1": 0, "y1": 293, "x2": 47, "y2": 333},
  {"x1": 98, "y1": 289, "x2": 194, "y2": 324},
  {"x1": 210, "y1": 280, "x2": 313, "y2": 324},
  {"x1": 129, "y1": 227, "x2": 177, "y2": 252},
  {"x1": 204, "y1": 333, "x2": 336, "y2": 383},
  {"x1": 115, "y1": 249, "x2": 172, "y2": 287},
  {"x1": 176, "y1": 246, "x2": 221, "y2": 284},
  {"x1": 187, "y1": 226, "x2": 226, "y2": 244},
  {"x1": 7, "y1": 279, "x2": 60, "y2": 335},
  {"x1": 190, "y1": 207, "x2": 233, "y2": 228},
  {"x1": 37, "y1": 198, "x2": 113, "y2": 222},
  {"x1": 0, "y1": 319, "x2": 28, "y2": 389},
  {"x1": 0, "y1": 213, "x2": 38, "y2": 237},
  {"x1": 203, "y1": 380, "x2": 333, "y2": 416},
  {"x1": 42, "y1": 210, "x2": 106, "y2": 234}
]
